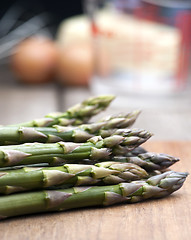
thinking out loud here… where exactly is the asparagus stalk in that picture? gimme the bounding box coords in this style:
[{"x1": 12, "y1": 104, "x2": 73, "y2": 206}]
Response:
[
  {"x1": 0, "y1": 110, "x2": 140, "y2": 145},
  {"x1": 8, "y1": 95, "x2": 115, "y2": 127},
  {"x1": 0, "y1": 171, "x2": 187, "y2": 220},
  {"x1": 0, "y1": 162, "x2": 148, "y2": 194},
  {"x1": 77, "y1": 151, "x2": 179, "y2": 172},
  {"x1": 0, "y1": 131, "x2": 152, "y2": 168}
]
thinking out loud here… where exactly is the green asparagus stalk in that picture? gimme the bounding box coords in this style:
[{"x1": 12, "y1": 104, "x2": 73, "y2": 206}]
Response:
[
  {"x1": 0, "y1": 171, "x2": 187, "y2": 220},
  {"x1": 0, "y1": 162, "x2": 148, "y2": 194},
  {"x1": 0, "y1": 110, "x2": 140, "y2": 145},
  {"x1": 8, "y1": 95, "x2": 115, "y2": 127},
  {"x1": 0, "y1": 131, "x2": 152, "y2": 168}
]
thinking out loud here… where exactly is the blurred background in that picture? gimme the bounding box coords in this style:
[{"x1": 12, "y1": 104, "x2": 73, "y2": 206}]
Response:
[{"x1": 0, "y1": 0, "x2": 191, "y2": 140}]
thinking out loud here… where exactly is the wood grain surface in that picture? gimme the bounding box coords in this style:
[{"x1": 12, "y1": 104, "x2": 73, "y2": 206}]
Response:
[{"x1": 0, "y1": 141, "x2": 190, "y2": 240}]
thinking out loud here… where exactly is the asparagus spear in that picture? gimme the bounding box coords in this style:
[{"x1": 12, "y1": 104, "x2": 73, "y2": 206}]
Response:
[
  {"x1": 0, "y1": 110, "x2": 140, "y2": 145},
  {"x1": 109, "y1": 152, "x2": 179, "y2": 171},
  {"x1": 77, "y1": 151, "x2": 179, "y2": 172},
  {"x1": 0, "y1": 131, "x2": 152, "y2": 167},
  {"x1": 8, "y1": 95, "x2": 115, "y2": 127},
  {"x1": 0, "y1": 162, "x2": 148, "y2": 194},
  {"x1": 0, "y1": 171, "x2": 187, "y2": 220}
]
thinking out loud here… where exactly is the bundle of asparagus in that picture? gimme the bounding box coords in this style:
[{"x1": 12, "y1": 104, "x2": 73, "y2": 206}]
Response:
[{"x1": 0, "y1": 95, "x2": 188, "y2": 220}]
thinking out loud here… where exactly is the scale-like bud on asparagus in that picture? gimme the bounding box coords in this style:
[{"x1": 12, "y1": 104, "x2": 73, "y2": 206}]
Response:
[
  {"x1": 0, "y1": 162, "x2": 148, "y2": 194},
  {"x1": 0, "y1": 131, "x2": 152, "y2": 168},
  {"x1": 127, "y1": 146, "x2": 148, "y2": 156},
  {"x1": 8, "y1": 95, "x2": 115, "y2": 127},
  {"x1": 0, "y1": 170, "x2": 187, "y2": 220},
  {"x1": 0, "y1": 110, "x2": 140, "y2": 145}
]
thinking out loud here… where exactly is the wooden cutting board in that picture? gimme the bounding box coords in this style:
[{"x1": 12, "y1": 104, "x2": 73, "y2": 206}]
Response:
[{"x1": 0, "y1": 141, "x2": 190, "y2": 240}]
